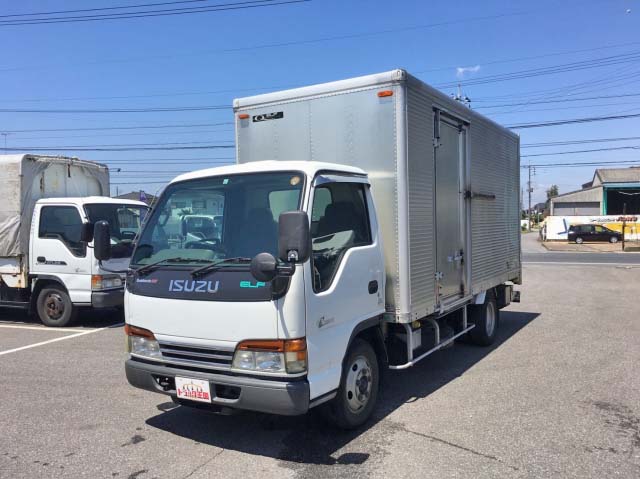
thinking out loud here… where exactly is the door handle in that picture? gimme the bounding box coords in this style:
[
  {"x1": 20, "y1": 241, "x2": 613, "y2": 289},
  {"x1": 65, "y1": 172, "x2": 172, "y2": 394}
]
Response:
[
  {"x1": 37, "y1": 256, "x2": 46, "y2": 263},
  {"x1": 368, "y1": 280, "x2": 378, "y2": 294}
]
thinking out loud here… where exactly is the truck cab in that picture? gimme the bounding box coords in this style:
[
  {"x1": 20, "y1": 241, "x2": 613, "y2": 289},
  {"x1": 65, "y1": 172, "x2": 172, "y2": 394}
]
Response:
[
  {"x1": 27, "y1": 197, "x2": 148, "y2": 326},
  {"x1": 118, "y1": 161, "x2": 386, "y2": 426}
]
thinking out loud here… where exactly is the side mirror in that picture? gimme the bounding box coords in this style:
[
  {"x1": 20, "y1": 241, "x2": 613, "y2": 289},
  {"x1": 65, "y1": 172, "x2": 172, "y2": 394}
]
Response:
[
  {"x1": 278, "y1": 211, "x2": 310, "y2": 263},
  {"x1": 250, "y1": 252, "x2": 278, "y2": 283},
  {"x1": 93, "y1": 220, "x2": 112, "y2": 261},
  {"x1": 80, "y1": 222, "x2": 94, "y2": 243}
]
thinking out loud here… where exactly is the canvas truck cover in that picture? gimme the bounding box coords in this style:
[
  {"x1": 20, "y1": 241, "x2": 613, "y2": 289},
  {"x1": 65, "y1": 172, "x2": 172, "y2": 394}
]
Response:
[{"x1": 0, "y1": 154, "x2": 109, "y2": 258}]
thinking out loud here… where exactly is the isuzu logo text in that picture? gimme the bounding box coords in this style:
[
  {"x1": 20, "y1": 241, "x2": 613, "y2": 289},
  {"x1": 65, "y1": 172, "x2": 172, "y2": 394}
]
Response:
[{"x1": 168, "y1": 280, "x2": 220, "y2": 293}]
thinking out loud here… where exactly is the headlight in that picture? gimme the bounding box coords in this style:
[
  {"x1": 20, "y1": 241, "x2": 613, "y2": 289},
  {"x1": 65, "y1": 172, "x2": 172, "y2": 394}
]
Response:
[
  {"x1": 92, "y1": 274, "x2": 123, "y2": 290},
  {"x1": 125, "y1": 324, "x2": 161, "y2": 360},
  {"x1": 232, "y1": 338, "x2": 307, "y2": 374}
]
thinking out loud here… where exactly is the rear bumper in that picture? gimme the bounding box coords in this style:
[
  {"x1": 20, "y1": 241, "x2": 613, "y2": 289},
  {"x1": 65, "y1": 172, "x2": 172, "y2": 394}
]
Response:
[
  {"x1": 91, "y1": 288, "x2": 124, "y2": 308},
  {"x1": 125, "y1": 358, "x2": 310, "y2": 416}
]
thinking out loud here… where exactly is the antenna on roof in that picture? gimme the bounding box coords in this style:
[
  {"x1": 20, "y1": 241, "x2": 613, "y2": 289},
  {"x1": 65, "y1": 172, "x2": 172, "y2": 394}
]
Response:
[{"x1": 452, "y1": 84, "x2": 471, "y2": 108}]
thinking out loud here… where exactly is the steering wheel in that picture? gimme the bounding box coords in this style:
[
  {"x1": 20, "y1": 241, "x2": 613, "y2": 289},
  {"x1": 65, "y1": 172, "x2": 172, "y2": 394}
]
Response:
[
  {"x1": 121, "y1": 231, "x2": 137, "y2": 241},
  {"x1": 185, "y1": 238, "x2": 225, "y2": 253}
]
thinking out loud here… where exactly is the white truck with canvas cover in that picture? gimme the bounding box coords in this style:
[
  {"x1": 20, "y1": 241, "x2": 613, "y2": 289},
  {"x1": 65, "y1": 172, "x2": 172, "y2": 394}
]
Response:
[
  {"x1": 0, "y1": 154, "x2": 148, "y2": 326},
  {"x1": 111, "y1": 70, "x2": 521, "y2": 428}
]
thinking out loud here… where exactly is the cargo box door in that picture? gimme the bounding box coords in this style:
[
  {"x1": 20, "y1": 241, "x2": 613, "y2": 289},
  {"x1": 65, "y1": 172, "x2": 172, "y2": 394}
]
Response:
[{"x1": 434, "y1": 114, "x2": 465, "y2": 300}]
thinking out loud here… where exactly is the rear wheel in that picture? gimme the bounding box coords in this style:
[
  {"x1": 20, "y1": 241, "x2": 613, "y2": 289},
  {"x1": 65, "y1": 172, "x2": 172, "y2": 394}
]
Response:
[
  {"x1": 610, "y1": 236, "x2": 619, "y2": 244},
  {"x1": 322, "y1": 338, "x2": 379, "y2": 429},
  {"x1": 36, "y1": 286, "x2": 77, "y2": 327},
  {"x1": 575, "y1": 237, "x2": 584, "y2": 244},
  {"x1": 468, "y1": 291, "x2": 499, "y2": 346}
]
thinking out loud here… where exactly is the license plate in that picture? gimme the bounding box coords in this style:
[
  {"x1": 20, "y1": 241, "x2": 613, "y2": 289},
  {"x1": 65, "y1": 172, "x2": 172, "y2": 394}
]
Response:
[{"x1": 175, "y1": 377, "x2": 212, "y2": 403}]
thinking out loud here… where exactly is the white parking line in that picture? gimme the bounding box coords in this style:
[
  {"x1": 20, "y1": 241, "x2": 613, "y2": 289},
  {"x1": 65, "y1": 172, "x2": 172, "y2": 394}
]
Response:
[
  {"x1": 0, "y1": 327, "x2": 108, "y2": 356},
  {"x1": 0, "y1": 325, "x2": 91, "y2": 333}
]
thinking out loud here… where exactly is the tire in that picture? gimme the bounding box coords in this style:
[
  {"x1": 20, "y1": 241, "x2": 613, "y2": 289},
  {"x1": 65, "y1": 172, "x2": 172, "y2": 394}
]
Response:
[
  {"x1": 468, "y1": 291, "x2": 499, "y2": 346},
  {"x1": 322, "y1": 338, "x2": 379, "y2": 429},
  {"x1": 610, "y1": 236, "x2": 618, "y2": 244},
  {"x1": 36, "y1": 286, "x2": 77, "y2": 327},
  {"x1": 575, "y1": 237, "x2": 584, "y2": 244}
]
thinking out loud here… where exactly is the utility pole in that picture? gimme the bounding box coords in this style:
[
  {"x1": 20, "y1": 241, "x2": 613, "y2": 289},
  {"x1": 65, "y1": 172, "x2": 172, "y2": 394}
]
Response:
[
  {"x1": 622, "y1": 202, "x2": 627, "y2": 251},
  {"x1": 527, "y1": 165, "x2": 534, "y2": 231},
  {"x1": 1, "y1": 132, "x2": 10, "y2": 151}
]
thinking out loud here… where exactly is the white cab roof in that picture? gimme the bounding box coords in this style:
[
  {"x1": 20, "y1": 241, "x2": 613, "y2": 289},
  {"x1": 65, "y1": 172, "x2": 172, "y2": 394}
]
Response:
[
  {"x1": 36, "y1": 196, "x2": 148, "y2": 207},
  {"x1": 171, "y1": 160, "x2": 367, "y2": 184}
]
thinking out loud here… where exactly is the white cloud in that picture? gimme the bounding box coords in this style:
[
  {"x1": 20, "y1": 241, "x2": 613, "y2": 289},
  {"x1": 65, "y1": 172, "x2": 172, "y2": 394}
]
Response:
[{"x1": 456, "y1": 65, "x2": 481, "y2": 79}]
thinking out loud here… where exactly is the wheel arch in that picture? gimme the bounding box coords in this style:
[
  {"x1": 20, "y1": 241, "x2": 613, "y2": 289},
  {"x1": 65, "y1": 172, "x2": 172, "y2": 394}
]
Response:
[
  {"x1": 343, "y1": 316, "x2": 388, "y2": 371},
  {"x1": 30, "y1": 275, "x2": 68, "y2": 311}
]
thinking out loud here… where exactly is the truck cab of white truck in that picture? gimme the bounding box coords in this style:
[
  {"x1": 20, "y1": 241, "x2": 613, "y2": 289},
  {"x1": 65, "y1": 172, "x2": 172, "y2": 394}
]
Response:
[
  {"x1": 1, "y1": 196, "x2": 148, "y2": 326},
  {"x1": 110, "y1": 70, "x2": 520, "y2": 428}
]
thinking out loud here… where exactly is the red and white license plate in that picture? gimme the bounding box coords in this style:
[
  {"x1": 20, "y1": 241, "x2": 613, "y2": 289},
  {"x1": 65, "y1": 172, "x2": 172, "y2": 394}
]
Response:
[{"x1": 175, "y1": 377, "x2": 212, "y2": 403}]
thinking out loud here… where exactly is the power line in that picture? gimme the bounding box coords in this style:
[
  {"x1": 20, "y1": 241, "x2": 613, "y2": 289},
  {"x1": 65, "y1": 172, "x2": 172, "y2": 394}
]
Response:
[
  {"x1": 522, "y1": 159, "x2": 640, "y2": 168},
  {"x1": 522, "y1": 136, "x2": 640, "y2": 148},
  {"x1": 0, "y1": 105, "x2": 229, "y2": 113},
  {"x1": 0, "y1": 0, "x2": 218, "y2": 19},
  {"x1": 0, "y1": 0, "x2": 307, "y2": 27},
  {"x1": 435, "y1": 51, "x2": 640, "y2": 89},
  {"x1": 0, "y1": 122, "x2": 233, "y2": 133},
  {"x1": 506, "y1": 112, "x2": 640, "y2": 129},
  {"x1": 476, "y1": 92, "x2": 640, "y2": 108},
  {"x1": 3, "y1": 145, "x2": 235, "y2": 152},
  {"x1": 521, "y1": 146, "x2": 640, "y2": 158}
]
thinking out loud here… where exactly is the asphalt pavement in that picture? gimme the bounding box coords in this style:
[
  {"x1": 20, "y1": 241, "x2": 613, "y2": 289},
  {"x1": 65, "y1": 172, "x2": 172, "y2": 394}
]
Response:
[{"x1": 1, "y1": 253, "x2": 639, "y2": 478}]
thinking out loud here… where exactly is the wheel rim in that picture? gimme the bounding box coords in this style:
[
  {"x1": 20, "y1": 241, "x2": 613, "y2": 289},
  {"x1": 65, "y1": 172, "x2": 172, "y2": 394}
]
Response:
[
  {"x1": 44, "y1": 293, "x2": 65, "y2": 320},
  {"x1": 611, "y1": 237, "x2": 618, "y2": 243},
  {"x1": 576, "y1": 238, "x2": 583, "y2": 244},
  {"x1": 345, "y1": 355, "x2": 373, "y2": 413},
  {"x1": 485, "y1": 302, "x2": 496, "y2": 337}
]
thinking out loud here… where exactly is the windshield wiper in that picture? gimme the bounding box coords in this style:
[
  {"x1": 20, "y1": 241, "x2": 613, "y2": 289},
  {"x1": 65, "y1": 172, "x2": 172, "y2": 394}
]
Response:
[
  {"x1": 135, "y1": 257, "x2": 213, "y2": 276},
  {"x1": 191, "y1": 257, "x2": 252, "y2": 277}
]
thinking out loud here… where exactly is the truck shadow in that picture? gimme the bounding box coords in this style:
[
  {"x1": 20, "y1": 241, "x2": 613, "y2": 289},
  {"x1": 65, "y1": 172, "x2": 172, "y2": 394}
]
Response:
[
  {"x1": 145, "y1": 310, "x2": 539, "y2": 466},
  {"x1": 0, "y1": 307, "x2": 124, "y2": 328}
]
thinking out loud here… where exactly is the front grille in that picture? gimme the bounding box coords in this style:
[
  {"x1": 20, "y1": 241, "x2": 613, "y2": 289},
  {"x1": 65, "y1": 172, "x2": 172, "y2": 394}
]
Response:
[{"x1": 158, "y1": 342, "x2": 234, "y2": 372}]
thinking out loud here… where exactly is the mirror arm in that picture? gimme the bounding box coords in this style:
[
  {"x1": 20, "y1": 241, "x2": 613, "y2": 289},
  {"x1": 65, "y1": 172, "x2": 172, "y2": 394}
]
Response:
[{"x1": 277, "y1": 263, "x2": 295, "y2": 277}]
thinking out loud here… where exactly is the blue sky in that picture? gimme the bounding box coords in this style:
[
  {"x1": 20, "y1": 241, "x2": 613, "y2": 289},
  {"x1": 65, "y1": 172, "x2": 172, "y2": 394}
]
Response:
[{"x1": 1, "y1": 0, "x2": 639, "y2": 204}]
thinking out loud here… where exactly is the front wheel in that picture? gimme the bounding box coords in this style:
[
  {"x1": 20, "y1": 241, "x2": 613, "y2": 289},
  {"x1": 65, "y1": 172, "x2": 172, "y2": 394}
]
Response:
[
  {"x1": 610, "y1": 236, "x2": 619, "y2": 244},
  {"x1": 575, "y1": 237, "x2": 584, "y2": 244},
  {"x1": 322, "y1": 338, "x2": 379, "y2": 429},
  {"x1": 36, "y1": 286, "x2": 77, "y2": 327}
]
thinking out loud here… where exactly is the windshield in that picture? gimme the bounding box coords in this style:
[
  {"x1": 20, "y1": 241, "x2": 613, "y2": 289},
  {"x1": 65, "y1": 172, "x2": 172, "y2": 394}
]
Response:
[
  {"x1": 131, "y1": 171, "x2": 305, "y2": 266},
  {"x1": 85, "y1": 203, "x2": 149, "y2": 258}
]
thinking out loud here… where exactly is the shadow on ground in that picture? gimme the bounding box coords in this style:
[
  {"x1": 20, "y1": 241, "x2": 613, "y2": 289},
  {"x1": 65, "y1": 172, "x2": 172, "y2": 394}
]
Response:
[
  {"x1": 0, "y1": 307, "x2": 124, "y2": 329},
  {"x1": 145, "y1": 310, "x2": 539, "y2": 466}
]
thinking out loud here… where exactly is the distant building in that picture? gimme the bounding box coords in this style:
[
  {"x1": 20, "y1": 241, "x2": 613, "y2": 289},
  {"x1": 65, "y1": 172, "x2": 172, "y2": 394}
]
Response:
[
  {"x1": 115, "y1": 191, "x2": 157, "y2": 205},
  {"x1": 549, "y1": 167, "x2": 640, "y2": 215}
]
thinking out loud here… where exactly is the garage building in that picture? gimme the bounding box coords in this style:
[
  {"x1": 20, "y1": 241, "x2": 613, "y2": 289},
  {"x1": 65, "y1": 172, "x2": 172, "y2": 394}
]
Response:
[{"x1": 550, "y1": 167, "x2": 640, "y2": 215}]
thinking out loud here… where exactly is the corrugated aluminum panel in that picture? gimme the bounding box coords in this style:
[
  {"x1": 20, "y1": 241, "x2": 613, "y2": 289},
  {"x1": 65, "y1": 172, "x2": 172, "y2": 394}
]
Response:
[{"x1": 405, "y1": 86, "x2": 437, "y2": 318}]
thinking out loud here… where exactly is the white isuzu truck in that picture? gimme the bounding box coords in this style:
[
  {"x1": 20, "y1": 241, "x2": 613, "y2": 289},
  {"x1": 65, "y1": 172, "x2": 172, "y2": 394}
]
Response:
[
  {"x1": 106, "y1": 70, "x2": 521, "y2": 428},
  {"x1": 0, "y1": 154, "x2": 148, "y2": 326}
]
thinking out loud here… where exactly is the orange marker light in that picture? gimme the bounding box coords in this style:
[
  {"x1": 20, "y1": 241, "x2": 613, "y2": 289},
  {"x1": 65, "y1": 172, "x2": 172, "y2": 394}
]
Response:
[
  {"x1": 377, "y1": 90, "x2": 393, "y2": 97},
  {"x1": 238, "y1": 113, "x2": 250, "y2": 120}
]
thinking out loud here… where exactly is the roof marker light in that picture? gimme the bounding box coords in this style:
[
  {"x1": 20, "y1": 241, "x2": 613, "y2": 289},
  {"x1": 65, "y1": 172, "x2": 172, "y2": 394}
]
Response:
[
  {"x1": 377, "y1": 90, "x2": 393, "y2": 98},
  {"x1": 238, "y1": 114, "x2": 250, "y2": 119}
]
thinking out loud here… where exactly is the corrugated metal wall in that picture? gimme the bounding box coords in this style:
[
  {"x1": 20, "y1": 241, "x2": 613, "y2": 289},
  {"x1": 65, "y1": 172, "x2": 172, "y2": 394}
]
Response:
[
  {"x1": 467, "y1": 120, "x2": 521, "y2": 291},
  {"x1": 405, "y1": 87, "x2": 437, "y2": 317}
]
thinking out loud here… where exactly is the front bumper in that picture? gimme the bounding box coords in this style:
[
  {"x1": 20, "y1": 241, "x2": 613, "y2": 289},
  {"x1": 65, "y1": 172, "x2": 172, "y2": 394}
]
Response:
[
  {"x1": 91, "y1": 288, "x2": 124, "y2": 308},
  {"x1": 125, "y1": 358, "x2": 310, "y2": 416}
]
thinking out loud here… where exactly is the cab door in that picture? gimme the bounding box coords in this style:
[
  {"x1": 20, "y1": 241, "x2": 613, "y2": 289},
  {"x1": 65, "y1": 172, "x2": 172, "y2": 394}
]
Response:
[
  {"x1": 304, "y1": 177, "x2": 385, "y2": 399},
  {"x1": 30, "y1": 204, "x2": 92, "y2": 303}
]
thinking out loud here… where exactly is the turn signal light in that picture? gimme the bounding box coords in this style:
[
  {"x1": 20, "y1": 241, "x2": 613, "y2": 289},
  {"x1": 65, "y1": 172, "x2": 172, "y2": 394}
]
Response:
[
  {"x1": 237, "y1": 338, "x2": 306, "y2": 352},
  {"x1": 377, "y1": 90, "x2": 393, "y2": 97},
  {"x1": 124, "y1": 324, "x2": 155, "y2": 340}
]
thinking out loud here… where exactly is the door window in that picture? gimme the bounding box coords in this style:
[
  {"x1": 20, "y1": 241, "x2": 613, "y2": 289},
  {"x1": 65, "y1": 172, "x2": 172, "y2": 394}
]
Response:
[
  {"x1": 310, "y1": 182, "x2": 372, "y2": 292},
  {"x1": 39, "y1": 206, "x2": 85, "y2": 257}
]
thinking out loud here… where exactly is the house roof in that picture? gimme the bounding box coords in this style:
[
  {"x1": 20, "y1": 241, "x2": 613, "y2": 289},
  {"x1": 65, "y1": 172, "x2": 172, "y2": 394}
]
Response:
[
  {"x1": 593, "y1": 167, "x2": 640, "y2": 186},
  {"x1": 115, "y1": 191, "x2": 157, "y2": 203}
]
